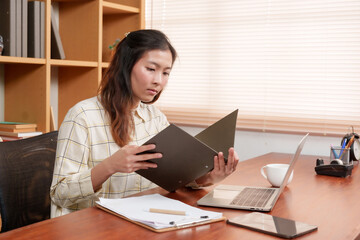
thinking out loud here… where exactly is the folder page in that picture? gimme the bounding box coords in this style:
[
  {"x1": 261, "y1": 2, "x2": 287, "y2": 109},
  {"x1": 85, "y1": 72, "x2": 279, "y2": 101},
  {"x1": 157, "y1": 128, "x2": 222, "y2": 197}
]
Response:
[{"x1": 96, "y1": 194, "x2": 223, "y2": 230}]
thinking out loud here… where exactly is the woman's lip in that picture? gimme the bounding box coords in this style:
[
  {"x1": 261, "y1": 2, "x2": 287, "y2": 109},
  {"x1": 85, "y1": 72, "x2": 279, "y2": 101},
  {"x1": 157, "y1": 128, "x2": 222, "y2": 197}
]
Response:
[{"x1": 147, "y1": 89, "x2": 158, "y2": 95}]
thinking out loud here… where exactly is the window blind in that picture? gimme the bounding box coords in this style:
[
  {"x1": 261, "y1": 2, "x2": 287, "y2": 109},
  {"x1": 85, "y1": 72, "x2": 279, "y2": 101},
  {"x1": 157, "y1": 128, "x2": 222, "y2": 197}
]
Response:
[{"x1": 145, "y1": 0, "x2": 360, "y2": 136}]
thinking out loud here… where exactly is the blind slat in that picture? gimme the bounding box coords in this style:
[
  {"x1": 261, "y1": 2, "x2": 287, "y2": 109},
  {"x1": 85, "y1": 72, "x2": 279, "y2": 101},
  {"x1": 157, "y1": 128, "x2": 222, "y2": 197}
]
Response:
[{"x1": 146, "y1": 0, "x2": 360, "y2": 136}]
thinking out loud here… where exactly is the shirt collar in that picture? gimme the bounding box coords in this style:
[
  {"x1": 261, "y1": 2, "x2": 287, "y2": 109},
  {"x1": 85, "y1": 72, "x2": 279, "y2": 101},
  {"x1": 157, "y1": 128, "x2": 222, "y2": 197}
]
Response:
[{"x1": 133, "y1": 102, "x2": 150, "y2": 122}]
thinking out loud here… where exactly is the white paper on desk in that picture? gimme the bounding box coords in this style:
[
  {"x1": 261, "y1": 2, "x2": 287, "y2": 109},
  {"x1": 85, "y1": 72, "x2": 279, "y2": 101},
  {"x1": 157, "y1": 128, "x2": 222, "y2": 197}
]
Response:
[{"x1": 97, "y1": 194, "x2": 222, "y2": 229}]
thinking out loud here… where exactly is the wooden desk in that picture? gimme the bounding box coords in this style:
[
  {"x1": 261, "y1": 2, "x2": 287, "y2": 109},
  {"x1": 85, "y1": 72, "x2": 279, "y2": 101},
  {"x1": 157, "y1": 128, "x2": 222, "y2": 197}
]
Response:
[{"x1": 1, "y1": 153, "x2": 360, "y2": 240}]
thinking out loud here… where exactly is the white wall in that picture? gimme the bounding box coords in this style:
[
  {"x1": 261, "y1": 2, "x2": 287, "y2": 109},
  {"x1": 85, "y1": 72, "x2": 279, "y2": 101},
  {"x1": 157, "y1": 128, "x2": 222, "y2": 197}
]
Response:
[{"x1": 180, "y1": 126, "x2": 340, "y2": 161}]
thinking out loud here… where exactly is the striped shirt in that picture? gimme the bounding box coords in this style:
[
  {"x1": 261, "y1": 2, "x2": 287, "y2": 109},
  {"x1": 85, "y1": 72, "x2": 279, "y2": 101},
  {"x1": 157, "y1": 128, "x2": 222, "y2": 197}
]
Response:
[{"x1": 50, "y1": 96, "x2": 169, "y2": 218}]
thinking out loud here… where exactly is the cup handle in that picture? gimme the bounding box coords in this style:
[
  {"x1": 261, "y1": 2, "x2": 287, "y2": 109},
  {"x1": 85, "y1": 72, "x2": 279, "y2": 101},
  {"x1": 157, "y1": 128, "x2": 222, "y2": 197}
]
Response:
[{"x1": 260, "y1": 166, "x2": 267, "y2": 179}]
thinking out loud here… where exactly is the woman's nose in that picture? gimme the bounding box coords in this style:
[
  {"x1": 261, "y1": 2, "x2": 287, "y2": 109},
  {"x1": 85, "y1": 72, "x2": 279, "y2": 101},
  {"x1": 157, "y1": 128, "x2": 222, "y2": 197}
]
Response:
[{"x1": 153, "y1": 72, "x2": 163, "y2": 84}]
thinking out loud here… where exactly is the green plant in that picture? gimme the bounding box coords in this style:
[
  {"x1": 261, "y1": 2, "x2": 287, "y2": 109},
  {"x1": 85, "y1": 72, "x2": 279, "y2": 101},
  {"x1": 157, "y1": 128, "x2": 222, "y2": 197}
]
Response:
[{"x1": 109, "y1": 38, "x2": 120, "y2": 50}]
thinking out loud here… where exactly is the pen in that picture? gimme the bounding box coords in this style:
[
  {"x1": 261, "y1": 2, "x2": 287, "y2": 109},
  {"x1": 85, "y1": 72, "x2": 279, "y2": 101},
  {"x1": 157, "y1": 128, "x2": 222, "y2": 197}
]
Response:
[
  {"x1": 149, "y1": 208, "x2": 186, "y2": 215},
  {"x1": 339, "y1": 138, "x2": 347, "y2": 157},
  {"x1": 330, "y1": 144, "x2": 339, "y2": 159},
  {"x1": 169, "y1": 216, "x2": 210, "y2": 226}
]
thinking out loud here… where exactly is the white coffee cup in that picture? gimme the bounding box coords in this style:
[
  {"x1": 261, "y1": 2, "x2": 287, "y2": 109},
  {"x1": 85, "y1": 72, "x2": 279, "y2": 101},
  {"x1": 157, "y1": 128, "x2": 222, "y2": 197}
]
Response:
[{"x1": 260, "y1": 163, "x2": 293, "y2": 187}]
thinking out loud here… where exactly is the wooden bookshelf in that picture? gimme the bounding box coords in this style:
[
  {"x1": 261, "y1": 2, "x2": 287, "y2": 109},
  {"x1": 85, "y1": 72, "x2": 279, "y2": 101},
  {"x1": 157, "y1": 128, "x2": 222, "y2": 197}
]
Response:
[{"x1": 0, "y1": 0, "x2": 144, "y2": 133}]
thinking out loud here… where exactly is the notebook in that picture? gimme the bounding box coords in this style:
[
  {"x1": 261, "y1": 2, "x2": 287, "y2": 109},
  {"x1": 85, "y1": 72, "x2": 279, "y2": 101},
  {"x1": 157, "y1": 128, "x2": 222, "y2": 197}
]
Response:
[
  {"x1": 136, "y1": 109, "x2": 238, "y2": 192},
  {"x1": 197, "y1": 133, "x2": 309, "y2": 212}
]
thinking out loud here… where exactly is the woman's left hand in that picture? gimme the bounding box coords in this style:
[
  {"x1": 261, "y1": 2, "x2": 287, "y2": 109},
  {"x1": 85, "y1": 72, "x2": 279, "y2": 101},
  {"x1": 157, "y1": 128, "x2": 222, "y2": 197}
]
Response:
[{"x1": 195, "y1": 147, "x2": 239, "y2": 186}]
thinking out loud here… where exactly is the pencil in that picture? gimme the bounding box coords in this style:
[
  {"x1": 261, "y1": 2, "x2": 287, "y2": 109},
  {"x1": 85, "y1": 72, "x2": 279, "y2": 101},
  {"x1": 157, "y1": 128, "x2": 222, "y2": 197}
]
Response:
[
  {"x1": 149, "y1": 208, "x2": 186, "y2": 215},
  {"x1": 346, "y1": 135, "x2": 355, "y2": 149},
  {"x1": 339, "y1": 135, "x2": 355, "y2": 159}
]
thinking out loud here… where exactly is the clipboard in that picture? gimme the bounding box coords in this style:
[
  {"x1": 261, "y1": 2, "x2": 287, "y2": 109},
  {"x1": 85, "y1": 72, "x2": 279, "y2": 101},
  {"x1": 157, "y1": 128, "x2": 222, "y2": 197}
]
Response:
[
  {"x1": 95, "y1": 194, "x2": 226, "y2": 233},
  {"x1": 96, "y1": 203, "x2": 226, "y2": 233},
  {"x1": 136, "y1": 109, "x2": 238, "y2": 192}
]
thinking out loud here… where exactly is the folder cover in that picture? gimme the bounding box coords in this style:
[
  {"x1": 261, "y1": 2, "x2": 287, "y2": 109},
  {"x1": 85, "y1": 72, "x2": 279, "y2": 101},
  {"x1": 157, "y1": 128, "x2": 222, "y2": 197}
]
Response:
[{"x1": 136, "y1": 110, "x2": 238, "y2": 192}]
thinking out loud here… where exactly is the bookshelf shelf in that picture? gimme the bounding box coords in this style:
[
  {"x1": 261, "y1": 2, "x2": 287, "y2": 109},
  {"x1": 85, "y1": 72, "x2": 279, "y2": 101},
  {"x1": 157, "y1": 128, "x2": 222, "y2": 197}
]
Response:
[
  {"x1": 2, "y1": 0, "x2": 144, "y2": 132},
  {"x1": 53, "y1": 0, "x2": 94, "y2": 2},
  {"x1": 103, "y1": 1, "x2": 140, "y2": 14},
  {"x1": 101, "y1": 62, "x2": 110, "y2": 68},
  {"x1": 50, "y1": 59, "x2": 98, "y2": 67},
  {"x1": 0, "y1": 56, "x2": 45, "y2": 65}
]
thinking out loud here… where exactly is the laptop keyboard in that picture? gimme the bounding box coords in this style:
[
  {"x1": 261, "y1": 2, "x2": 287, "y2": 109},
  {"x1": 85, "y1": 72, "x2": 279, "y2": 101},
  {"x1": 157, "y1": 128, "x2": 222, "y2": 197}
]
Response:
[{"x1": 230, "y1": 187, "x2": 276, "y2": 208}]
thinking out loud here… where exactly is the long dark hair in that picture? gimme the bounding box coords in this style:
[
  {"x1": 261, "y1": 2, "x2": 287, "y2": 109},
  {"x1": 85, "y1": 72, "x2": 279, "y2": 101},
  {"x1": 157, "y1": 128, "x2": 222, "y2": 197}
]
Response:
[{"x1": 98, "y1": 29, "x2": 177, "y2": 147}]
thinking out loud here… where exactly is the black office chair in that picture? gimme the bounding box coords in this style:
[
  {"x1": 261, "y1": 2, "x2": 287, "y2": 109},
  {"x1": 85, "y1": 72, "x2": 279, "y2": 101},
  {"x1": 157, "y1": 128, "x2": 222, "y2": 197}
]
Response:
[{"x1": 0, "y1": 131, "x2": 58, "y2": 232}]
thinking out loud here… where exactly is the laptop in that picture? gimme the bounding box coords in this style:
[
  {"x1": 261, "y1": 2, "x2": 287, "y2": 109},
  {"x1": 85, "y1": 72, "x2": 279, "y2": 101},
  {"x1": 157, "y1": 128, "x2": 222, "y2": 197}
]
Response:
[
  {"x1": 197, "y1": 133, "x2": 309, "y2": 212},
  {"x1": 136, "y1": 109, "x2": 238, "y2": 192}
]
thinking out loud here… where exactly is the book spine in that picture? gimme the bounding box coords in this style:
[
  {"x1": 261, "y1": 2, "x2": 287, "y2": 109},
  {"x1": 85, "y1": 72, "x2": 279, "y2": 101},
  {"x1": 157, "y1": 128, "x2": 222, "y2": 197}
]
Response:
[
  {"x1": 40, "y1": 1, "x2": 45, "y2": 58},
  {"x1": 15, "y1": 0, "x2": 22, "y2": 57},
  {"x1": 21, "y1": 0, "x2": 28, "y2": 57},
  {"x1": 0, "y1": 131, "x2": 42, "y2": 137},
  {"x1": 0, "y1": 122, "x2": 37, "y2": 129},
  {"x1": 51, "y1": 5, "x2": 65, "y2": 59},
  {"x1": 0, "y1": 135, "x2": 24, "y2": 141},
  {"x1": 28, "y1": 1, "x2": 40, "y2": 58},
  {"x1": 0, "y1": 0, "x2": 17, "y2": 56},
  {"x1": 0, "y1": 127, "x2": 37, "y2": 133}
]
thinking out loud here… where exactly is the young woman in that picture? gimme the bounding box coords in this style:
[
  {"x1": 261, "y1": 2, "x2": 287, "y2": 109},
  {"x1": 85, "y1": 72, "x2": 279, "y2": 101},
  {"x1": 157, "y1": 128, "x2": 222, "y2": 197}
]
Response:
[{"x1": 50, "y1": 29, "x2": 239, "y2": 218}]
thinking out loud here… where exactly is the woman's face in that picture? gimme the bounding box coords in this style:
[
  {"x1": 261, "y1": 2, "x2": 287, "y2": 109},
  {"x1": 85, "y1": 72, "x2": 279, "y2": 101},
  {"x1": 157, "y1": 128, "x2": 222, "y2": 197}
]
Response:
[{"x1": 131, "y1": 49, "x2": 173, "y2": 106}]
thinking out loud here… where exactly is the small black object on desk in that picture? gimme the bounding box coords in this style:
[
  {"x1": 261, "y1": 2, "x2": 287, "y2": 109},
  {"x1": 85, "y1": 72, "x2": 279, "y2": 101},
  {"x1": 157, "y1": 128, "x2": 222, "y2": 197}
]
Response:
[{"x1": 315, "y1": 158, "x2": 354, "y2": 178}]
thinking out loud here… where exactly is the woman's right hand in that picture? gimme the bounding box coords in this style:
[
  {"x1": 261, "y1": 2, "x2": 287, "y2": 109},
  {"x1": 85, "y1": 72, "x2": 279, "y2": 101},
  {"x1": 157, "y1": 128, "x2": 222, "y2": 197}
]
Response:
[
  {"x1": 105, "y1": 144, "x2": 161, "y2": 174},
  {"x1": 91, "y1": 144, "x2": 161, "y2": 192}
]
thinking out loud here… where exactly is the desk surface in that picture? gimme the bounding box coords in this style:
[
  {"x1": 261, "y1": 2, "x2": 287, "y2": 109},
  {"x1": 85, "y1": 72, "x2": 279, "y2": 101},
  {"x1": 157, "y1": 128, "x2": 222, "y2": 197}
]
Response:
[{"x1": 1, "y1": 152, "x2": 359, "y2": 240}]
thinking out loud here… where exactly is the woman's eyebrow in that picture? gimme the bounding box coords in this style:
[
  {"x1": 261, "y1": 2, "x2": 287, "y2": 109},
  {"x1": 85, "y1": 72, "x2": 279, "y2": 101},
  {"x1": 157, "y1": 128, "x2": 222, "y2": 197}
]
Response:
[{"x1": 147, "y1": 61, "x2": 172, "y2": 70}]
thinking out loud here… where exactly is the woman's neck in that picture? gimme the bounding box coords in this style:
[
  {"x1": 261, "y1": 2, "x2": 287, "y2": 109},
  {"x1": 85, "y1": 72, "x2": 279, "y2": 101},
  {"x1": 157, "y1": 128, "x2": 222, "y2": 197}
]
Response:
[{"x1": 131, "y1": 100, "x2": 140, "y2": 110}]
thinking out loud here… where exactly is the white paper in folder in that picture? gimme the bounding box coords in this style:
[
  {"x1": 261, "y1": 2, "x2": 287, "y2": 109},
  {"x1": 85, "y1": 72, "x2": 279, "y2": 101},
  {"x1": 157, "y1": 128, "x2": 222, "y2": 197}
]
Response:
[{"x1": 97, "y1": 194, "x2": 223, "y2": 229}]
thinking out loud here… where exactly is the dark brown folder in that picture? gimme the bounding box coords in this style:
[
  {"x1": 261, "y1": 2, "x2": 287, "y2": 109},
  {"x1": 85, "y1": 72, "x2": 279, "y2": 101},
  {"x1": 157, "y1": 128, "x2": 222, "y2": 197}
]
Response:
[
  {"x1": 195, "y1": 109, "x2": 238, "y2": 160},
  {"x1": 136, "y1": 110, "x2": 238, "y2": 192}
]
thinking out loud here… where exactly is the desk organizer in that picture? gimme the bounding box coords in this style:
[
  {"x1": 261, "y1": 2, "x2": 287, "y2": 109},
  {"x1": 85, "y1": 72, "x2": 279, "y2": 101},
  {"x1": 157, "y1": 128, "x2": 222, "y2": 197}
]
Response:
[{"x1": 315, "y1": 164, "x2": 353, "y2": 178}]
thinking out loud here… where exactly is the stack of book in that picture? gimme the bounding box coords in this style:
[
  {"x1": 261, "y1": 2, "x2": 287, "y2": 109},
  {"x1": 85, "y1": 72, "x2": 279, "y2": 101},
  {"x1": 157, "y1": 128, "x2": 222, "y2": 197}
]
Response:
[{"x1": 0, "y1": 122, "x2": 42, "y2": 141}]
